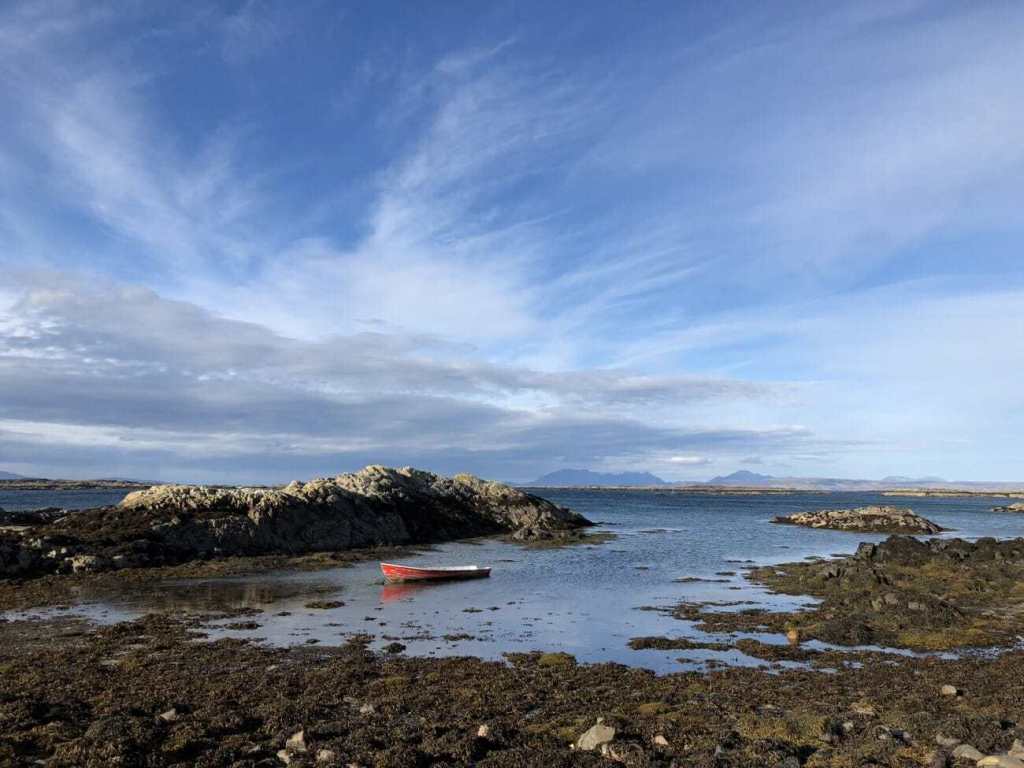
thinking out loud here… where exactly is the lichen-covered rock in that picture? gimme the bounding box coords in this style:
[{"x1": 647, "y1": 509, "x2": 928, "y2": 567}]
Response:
[
  {"x1": 772, "y1": 505, "x2": 945, "y2": 534},
  {"x1": 1, "y1": 467, "x2": 590, "y2": 578}
]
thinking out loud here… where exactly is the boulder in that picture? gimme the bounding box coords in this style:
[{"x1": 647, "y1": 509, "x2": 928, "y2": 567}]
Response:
[
  {"x1": 978, "y1": 757, "x2": 1024, "y2": 768},
  {"x1": 285, "y1": 730, "x2": 307, "y2": 753},
  {"x1": 772, "y1": 506, "x2": 945, "y2": 534},
  {"x1": 953, "y1": 744, "x2": 985, "y2": 762},
  {"x1": 577, "y1": 722, "x2": 616, "y2": 751}
]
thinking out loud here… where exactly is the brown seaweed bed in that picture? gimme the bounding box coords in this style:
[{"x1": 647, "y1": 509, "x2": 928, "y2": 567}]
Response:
[{"x1": 2, "y1": 613, "x2": 1024, "y2": 767}]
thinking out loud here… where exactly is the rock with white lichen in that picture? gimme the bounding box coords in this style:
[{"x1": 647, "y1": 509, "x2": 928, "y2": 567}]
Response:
[{"x1": 0, "y1": 466, "x2": 591, "y2": 578}]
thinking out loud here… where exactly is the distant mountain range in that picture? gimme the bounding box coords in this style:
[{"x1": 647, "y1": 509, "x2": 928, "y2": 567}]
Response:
[
  {"x1": 530, "y1": 469, "x2": 667, "y2": 487},
  {"x1": 0, "y1": 471, "x2": 25, "y2": 480},
  {"x1": 530, "y1": 468, "x2": 1022, "y2": 492}
]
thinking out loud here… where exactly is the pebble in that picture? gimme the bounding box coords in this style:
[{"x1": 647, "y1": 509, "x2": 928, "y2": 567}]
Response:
[
  {"x1": 157, "y1": 708, "x2": 179, "y2": 723},
  {"x1": 477, "y1": 724, "x2": 491, "y2": 739},
  {"x1": 941, "y1": 684, "x2": 961, "y2": 697},
  {"x1": 277, "y1": 749, "x2": 292, "y2": 765},
  {"x1": 316, "y1": 749, "x2": 336, "y2": 763},
  {"x1": 359, "y1": 703, "x2": 375, "y2": 715},
  {"x1": 935, "y1": 734, "x2": 961, "y2": 748},
  {"x1": 653, "y1": 734, "x2": 669, "y2": 747}
]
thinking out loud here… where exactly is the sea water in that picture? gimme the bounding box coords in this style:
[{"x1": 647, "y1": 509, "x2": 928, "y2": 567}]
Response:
[{"x1": 4, "y1": 489, "x2": 1020, "y2": 673}]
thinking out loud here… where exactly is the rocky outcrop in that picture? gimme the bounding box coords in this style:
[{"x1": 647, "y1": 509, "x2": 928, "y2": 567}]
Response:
[
  {"x1": 0, "y1": 507, "x2": 69, "y2": 526},
  {"x1": 0, "y1": 466, "x2": 590, "y2": 579},
  {"x1": 993, "y1": 502, "x2": 1024, "y2": 513},
  {"x1": 772, "y1": 505, "x2": 945, "y2": 534}
]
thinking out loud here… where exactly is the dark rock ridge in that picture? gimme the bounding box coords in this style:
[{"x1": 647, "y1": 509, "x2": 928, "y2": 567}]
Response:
[
  {"x1": 772, "y1": 505, "x2": 945, "y2": 534},
  {"x1": 0, "y1": 466, "x2": 590, "y2": 578},
  {"x1": 0, "y1": 507, "x2": 69, "y2": 527}
]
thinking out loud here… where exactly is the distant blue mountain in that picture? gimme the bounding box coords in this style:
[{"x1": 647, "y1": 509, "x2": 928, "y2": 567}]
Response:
[
  {"x1": 0, "y1": 470, "x2": 25, "y2": 480},
  {"x1": 707, "y1": 470, "x2": 775, "y2": 486},
  {"x1": 531, "y1": 469, "x2": 666, "y2": 487}
]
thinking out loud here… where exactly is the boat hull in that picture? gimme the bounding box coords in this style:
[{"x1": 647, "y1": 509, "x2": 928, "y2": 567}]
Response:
[{"x1": 380, "y1": 562, "x2": 491, "y2": 584}]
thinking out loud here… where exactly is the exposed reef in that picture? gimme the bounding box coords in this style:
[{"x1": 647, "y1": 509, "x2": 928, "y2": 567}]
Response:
[
  {"x1": 772, "y1": 505, "x2": 945, "y2": 534},
  {"x1": 679, "y1": 535, "x2": 1024, "y2": 651},
  {"x1": 993, "y1": 502, "x2": 1024, "y2": 513},
  {"x1": 0, "y1": 466, "x2": 590, "y2": 579}
]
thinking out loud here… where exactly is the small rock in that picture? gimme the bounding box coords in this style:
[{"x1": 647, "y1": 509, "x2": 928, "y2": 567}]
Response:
[
  {"x1": 316, "y1": 749, "x2": 337, "y2": 763},
  {"x1": 936, "y1": 734, "x2": 961, "y2": 748},
  {"x1": 358, "y1": 703, "x2": 375, "y2": 715},
  {"x1": 277, "y1": 750, "x2": 292, "y2": 765},
  {"x1": 953, "y1": 744, "x2": 985, "y2": 762},
  {"x1": 941, "y1": 684, "x2": 961, "y2": 697},
  {"x1": 286, "y1": 729, "x2": 307, "y2": 753},
  {"x1": 477, "y1": 724, "x2": 491, "y2": 739},
  {"x1": 158, "y1": 708, "x2": 179, "y2": 723},
  {"x1": 977, "y1": 757, "x2": 1024, "y2": 768},
  {"x1": 576, "y1": 722, "x2": 616, "y2": 751},
  {"x1": 653, "y1": 734, "x2": 669, "y2": 747},
  {"x1": 602, "y1": 741, "x2": 645, "y2": 763},
  {"x1": 851, "y1": 701, "x2": 877, "y2": 717}
]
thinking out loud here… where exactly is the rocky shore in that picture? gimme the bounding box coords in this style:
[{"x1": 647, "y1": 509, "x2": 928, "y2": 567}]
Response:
[
  {"x1": 678, "y1": 535, "x2": 1024, "y2": 651},
  {"x1": 0, "y1": 466, "x2": 590, "y2": 579},
  {"x1": 2, "y1": 612, "x2": 1024, "y2": 768},
  {"x1": 772, "y1": 505, "x2": 946, "y2": 534}
]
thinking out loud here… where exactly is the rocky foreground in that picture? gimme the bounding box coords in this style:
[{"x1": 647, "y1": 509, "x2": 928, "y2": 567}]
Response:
[
  {"x1": 0, "y1": 466, "x2": 590, "y2": 579},
  {"x1": 3, "y1": 611, "x2": 1024, "y2": 768},
  {"x1": 772, "y1": 505, "x2": 946, "y2": 534}
]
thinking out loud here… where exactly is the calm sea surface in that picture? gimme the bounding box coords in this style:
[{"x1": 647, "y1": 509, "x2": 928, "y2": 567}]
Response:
[{"x1": 5, "y1": 489, "x2": 1021, "y2": 673}]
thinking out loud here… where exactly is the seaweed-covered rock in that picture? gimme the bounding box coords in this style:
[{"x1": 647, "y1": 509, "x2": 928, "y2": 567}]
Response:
[
  {"x1": 772, "y1": 505, "x2": 945, "y2": 534},
  {"x1": 0, "y1": 467, "x2": 591, "y2": 578}
]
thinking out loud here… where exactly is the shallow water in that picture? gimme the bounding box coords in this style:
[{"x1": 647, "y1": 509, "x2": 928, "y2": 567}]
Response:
[{"x1": 5, "y1": 489, "x2": 1021, "y2": 673}]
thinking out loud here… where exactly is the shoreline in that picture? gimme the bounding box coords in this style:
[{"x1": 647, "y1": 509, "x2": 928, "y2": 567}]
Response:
[{"x1": 3, "y1": 608, "x2": 1023, "y2": 766}]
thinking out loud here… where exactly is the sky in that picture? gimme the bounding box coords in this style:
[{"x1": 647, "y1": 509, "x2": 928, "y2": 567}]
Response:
[{"x1": 1, "y1": 0, "x2": 1023, "y2": 484}]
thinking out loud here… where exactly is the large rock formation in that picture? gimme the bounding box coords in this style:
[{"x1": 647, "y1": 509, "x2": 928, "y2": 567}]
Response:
[
  {"x1": 771, "y1": 505, "x2": 945, "y2": 534},
  {"x1": 0, "y1": 466, "x2": 590, "y2": 578}
]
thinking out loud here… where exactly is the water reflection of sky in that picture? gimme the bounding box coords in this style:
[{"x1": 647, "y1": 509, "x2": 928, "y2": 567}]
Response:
[{"x1": 6, "y1": 490, "x2": 1022, "y2": 674}]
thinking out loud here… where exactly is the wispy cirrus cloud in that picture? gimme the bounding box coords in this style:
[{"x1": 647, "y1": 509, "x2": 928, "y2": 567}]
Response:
[{"x1": 0, "y1": 0, "x2": 1022, "y2": 482}]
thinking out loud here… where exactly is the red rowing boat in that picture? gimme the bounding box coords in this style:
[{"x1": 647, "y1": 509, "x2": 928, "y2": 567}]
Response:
[{"x1": 380, "y1": 562, "x2": 491, "y2": 584}]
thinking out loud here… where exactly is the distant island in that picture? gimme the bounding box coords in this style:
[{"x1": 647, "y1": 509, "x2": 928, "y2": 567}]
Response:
[
  {"x1": 0, "y1": 477, "x2": 152, "y2": 490},
  {"x1": 529, "y1": 469, "x2": 667, "y2": 487}
]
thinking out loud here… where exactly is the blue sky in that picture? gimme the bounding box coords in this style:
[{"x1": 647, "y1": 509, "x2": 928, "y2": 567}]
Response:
[{"x1": 1, "y1": 0, "x2": 1022, "y2": 483}]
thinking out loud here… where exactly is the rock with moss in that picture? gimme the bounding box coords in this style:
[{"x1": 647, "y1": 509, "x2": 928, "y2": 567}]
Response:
[{"x1": 772, "y1": 505, "x2": 945, "y2": 534}]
